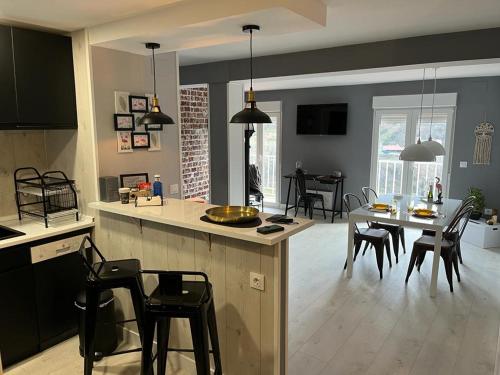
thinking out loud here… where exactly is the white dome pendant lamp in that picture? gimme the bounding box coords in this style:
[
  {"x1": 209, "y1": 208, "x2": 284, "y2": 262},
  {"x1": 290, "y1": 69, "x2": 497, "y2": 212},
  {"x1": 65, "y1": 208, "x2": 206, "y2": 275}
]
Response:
[
  {"x1": 422, "y1": 68, "x2": 446, "y2": 156},
  {"x1": 399, "y1": 69, "x2": 436, "y2": 162}
]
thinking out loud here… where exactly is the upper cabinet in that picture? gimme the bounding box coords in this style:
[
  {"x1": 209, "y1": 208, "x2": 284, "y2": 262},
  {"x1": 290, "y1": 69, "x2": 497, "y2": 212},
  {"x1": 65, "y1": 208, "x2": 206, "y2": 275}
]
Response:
[
  {"x1": 0, "y1": 25, "x2": 18, "y2": 125},
  {"x1": 0, "y1": 26, "x2": 77, "y2": 129}
]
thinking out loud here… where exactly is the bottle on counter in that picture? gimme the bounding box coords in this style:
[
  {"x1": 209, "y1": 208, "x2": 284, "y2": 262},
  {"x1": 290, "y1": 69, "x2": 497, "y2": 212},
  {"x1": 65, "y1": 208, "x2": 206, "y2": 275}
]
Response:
[
  {"x1": 153, "y1": 174, "x2": 163, "y2": 198},
  {"x1": 427, "y1": 184, "x2": 434, "y2": 203}
]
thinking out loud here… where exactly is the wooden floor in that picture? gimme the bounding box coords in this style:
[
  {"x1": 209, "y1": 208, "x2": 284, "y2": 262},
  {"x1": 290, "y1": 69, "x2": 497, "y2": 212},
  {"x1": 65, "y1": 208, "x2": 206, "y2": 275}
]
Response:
[
  {"x1": 288, "y1": 215, "x2": 500, "y2": 375},
  {"x1": 6, "y1": 213, "x2": 500, "y2": 375}
]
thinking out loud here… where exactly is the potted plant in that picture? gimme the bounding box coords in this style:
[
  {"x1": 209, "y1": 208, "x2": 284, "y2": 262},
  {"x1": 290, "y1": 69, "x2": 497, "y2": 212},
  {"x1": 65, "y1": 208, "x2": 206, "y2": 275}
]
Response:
[{"x1": 468, "y1": 187, "x2": 485, "y2": 220}]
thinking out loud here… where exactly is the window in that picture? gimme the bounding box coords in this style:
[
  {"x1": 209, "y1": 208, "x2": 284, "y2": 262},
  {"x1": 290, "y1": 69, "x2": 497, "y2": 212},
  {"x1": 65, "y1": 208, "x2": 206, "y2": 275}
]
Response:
[{"x1": 371, "y1": 94, "x2": 456, "y2": 197}]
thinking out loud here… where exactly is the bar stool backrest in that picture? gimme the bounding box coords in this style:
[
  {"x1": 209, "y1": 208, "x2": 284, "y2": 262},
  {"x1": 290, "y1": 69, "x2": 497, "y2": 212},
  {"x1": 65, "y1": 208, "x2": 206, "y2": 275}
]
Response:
[
  {"x1": 361, "y1": 187, "x2": 378, "y2": 204},
  {"x1": 78, "y1": 235, "x2": 107, "y2": 281},
  {"x1": 343, "y1": 193, "x2": 365, "y2": 233}
]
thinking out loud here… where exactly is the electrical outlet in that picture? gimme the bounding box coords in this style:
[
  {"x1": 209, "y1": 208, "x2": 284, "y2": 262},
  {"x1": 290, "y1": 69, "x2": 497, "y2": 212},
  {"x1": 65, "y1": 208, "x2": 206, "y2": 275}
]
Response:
[
  {"x1": 250, "y1": 272, "x2": 265, "y2": 291},
  {"x1": 460, "y1": 161, "x2": 468, "y2": 168},
  {"x1": 170, "y1": 184, "x2": 179, "y2": 195}
]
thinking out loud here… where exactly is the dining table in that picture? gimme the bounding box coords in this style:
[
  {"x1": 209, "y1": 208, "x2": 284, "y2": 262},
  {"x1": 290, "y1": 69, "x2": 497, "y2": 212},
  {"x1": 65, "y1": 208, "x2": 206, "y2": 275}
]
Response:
[{"x1": 345, "y1": 194, "x2": 462, "y2": 297}]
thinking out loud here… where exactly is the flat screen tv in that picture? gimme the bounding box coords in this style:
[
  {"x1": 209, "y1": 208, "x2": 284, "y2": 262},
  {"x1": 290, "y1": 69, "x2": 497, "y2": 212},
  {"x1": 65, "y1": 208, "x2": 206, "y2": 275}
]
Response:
[{"x1": 296, "y1": 103, "x2": 348, "y2": 135}]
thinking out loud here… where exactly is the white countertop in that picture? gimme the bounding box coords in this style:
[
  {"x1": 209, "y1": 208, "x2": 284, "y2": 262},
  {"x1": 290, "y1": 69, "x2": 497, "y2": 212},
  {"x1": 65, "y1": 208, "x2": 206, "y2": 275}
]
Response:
[
  {"x1": 89, "y1": 199, "x2": 313, "y2": 246},
  {"x1": 0, "y1": 215, "x2": 95, "y2": 249}
]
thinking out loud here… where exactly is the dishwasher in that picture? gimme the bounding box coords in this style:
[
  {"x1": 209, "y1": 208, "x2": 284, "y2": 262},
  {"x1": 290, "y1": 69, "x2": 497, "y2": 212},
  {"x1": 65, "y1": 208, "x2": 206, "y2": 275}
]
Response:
[{"x1": 31, "y1": 230, "x2": 90, "y2": 350}]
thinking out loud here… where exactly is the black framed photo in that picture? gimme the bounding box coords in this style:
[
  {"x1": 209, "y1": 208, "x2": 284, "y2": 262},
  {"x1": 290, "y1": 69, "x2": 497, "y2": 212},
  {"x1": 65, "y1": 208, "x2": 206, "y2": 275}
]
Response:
[
  {"x1": 131, "y1": 132, "x2": 150, "y2": 148},
  {"x1": 145, "y1": 123, "x2": 164, "y2": 131},
  {"x1": 120, "y1": 173, "x2": 149, "y2": 188},
  {"x1": 129, "y1": 95, "x2": 148, "y2": 113},
  {"x1": 114, "y1": 114, "x2": 135, "y2": 131}
]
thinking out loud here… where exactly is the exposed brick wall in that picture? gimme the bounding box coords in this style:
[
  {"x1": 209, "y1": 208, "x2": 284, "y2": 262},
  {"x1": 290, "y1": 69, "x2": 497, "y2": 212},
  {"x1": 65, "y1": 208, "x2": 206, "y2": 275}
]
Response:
[{"x1": 180, "y1": 87, "x2": 210, "y2": 200}]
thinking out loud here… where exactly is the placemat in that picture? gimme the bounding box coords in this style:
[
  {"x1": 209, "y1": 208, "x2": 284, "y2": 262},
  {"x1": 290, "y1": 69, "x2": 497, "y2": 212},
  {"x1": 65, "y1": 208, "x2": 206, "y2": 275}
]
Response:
[{"x1": 200, "y1": 215, "x2": 262, "y2": 228}]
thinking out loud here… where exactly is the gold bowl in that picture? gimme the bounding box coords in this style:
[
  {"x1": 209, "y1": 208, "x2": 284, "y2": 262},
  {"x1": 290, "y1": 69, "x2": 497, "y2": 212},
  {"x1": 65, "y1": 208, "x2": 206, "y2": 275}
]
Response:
[{"x1": 205, "y1": 206, "x2": 259, "y2": 224}]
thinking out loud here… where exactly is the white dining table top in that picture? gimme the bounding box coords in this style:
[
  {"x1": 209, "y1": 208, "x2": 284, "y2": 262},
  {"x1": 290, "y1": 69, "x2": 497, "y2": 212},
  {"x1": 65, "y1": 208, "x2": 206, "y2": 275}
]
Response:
[{"x1": 349, "y1": 195, "x2": 463, "y2": 230}]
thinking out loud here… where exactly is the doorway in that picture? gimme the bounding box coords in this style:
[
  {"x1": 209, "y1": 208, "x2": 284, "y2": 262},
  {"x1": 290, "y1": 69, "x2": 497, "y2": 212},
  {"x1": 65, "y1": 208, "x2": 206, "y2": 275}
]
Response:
[
  {"x1": 370, "y1": 94, "x2": 456, "y2": 196},
  {"x1": 249, "y1": 101, "x2": 282, "y2": 205}
]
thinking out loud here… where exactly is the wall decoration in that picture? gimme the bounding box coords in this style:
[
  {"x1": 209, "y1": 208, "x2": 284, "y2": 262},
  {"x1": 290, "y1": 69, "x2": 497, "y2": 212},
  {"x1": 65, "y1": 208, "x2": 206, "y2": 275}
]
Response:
[
  {"x1": 117, "y1": 131, "x2": 133, "y2": 153},
  {"x1": 473, "y1": 122, "x2": 494, "y2": 165},
  {"x1": 132, "y1": 132, "x2": 150, "y2": 148},
  {"x1": 120, "y1": 173, "x2": 149, "y2": 188},
  {"x1": 133, "y1": 113, "x2": 146, "y2": 132},
  {"x1": 129, "y1": 95, "x2": 148, "y2": 113},
  {"x1": 145, "y1": 123, "x2": 163, "y2": 131},
  {"x1": 146, "y1": 93, "x2": 154, "y2": 110},
  {"x1": 114, "y1": 114, "x2": 135, "y2": 131},
  {"x1": 114, "y1": 91, "x2": 130, "y2": 113},
  {"x1": 148, "y1": 131, "x2": 161, "y2": 152}
]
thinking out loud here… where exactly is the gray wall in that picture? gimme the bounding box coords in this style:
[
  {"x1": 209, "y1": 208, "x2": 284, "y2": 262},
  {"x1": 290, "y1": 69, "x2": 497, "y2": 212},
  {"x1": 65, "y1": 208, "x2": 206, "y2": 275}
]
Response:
[
  {"x1": 181, "y1": 28, "x2": 500, "y2": 84},
  {"x1": 256, "y1": 76, "x2": 500, "y2": 208},
  {"x1": 91, "y1": 47, "x2": 181, "y2": 198},
  {"x1": 208, "y1": 83, "x2": 229, "y2": 204},
  {"x1": 180, "y1": 27, "x2": 500, "y2": 206}
]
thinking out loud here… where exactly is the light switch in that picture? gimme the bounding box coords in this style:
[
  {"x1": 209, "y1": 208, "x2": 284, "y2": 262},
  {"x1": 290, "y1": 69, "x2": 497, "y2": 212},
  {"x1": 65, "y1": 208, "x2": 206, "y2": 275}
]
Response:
[
  {"x1": 460, "y1": 161, "x2": 468, "y2": 168},
  {"x1": 170, "y1": 184, "x2": 179, "y2": 194}
]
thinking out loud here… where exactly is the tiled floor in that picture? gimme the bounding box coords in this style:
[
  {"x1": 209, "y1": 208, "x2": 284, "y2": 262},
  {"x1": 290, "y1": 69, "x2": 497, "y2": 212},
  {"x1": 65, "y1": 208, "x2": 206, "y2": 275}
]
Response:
[{"x1": 6, "y1": 210, "x2": 500, "y2": 374}]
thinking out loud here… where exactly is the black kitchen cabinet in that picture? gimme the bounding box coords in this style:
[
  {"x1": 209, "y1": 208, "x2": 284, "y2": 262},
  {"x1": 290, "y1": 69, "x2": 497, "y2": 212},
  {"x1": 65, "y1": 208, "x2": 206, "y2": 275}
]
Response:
[
  {"x1": 0, "y1": 246, "x2": 39, "y2": 367},
  {"x1": 0, "y1": 25, "x2": 18, "y2": 125},
  {"x1": 33, "y1": 251, "x2": 86, "y2": 350},
  {"x1": 12, "y1": 27, "x2": 77, "y2": 129}
]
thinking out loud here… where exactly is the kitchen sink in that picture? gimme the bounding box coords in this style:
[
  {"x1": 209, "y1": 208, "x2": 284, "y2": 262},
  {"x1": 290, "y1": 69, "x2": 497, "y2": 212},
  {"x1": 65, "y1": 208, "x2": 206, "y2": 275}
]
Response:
[{"x1": 0, "y1": 225, "x2": 25, "y2": 240}]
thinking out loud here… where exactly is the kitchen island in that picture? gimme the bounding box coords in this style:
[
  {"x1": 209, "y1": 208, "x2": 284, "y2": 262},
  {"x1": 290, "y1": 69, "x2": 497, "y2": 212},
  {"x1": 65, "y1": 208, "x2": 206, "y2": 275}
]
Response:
[{"x1": 89, "y1": 199, "x2": 313, "y2": 375}]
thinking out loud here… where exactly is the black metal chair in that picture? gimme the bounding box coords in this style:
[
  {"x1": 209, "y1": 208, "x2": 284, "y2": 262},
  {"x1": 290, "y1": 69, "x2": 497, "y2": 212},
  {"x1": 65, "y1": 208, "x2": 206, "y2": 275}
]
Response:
[
  {"x1": 78, "y1": 236, "x2": 146, "y2": 375},
  {"x1": 405, "y1": 205, "x2": 474, "y2": 292},
  {"x1": 361, "y1": 187, "x2": 406, "y2": 263},
  {"x1": 140, "y1": 270, "x2": 222, "y2": 375},
  {"x1": 419, "y1": 195, "x2": 476, "y2": 265},
  {"x1": 295, "y1": 169, "x2": 326, "y2": 220},
  {"x1": 343, "y1": 193, "x2": 392, "y2": 279}
]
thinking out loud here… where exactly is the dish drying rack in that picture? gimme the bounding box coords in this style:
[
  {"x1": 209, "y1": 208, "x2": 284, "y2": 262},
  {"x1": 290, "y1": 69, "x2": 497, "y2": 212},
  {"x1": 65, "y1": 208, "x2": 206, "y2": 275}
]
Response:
[{"x1": 14, "y1": 167, "x2": 79, "y2": 228}]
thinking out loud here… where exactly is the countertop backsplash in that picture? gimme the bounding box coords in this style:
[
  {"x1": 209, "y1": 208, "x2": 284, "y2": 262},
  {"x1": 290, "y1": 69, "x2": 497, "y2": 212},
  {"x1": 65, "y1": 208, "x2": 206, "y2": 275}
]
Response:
[{"x1": 0, "y1": 131, "x2": 48, "y2": 217}]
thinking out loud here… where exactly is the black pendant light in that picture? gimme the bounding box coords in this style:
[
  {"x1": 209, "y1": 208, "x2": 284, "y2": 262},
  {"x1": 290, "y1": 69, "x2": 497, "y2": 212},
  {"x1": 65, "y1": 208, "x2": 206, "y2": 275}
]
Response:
[
  {"x1": 230, "y1": 25, "x2": 272, "y2": 124},
  {"x1": 139, "y1": 42, "x2": 175, "y2": 126}
]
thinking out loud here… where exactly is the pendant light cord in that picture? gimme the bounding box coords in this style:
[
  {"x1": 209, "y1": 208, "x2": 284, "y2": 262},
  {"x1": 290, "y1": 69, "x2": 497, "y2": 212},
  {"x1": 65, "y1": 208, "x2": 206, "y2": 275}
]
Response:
[
  {"x1": 429, "y1": 67, "x2": 437, "y2": 140},
  {"x1": 418, "y1": 68, "x2": 426, "y2": 141},
  {"x1": 152, "y1": 46, "x2": 157, "y2": 97},
  {"x1": 250, "y1": 28, "x2": 253, "y2": 91}
]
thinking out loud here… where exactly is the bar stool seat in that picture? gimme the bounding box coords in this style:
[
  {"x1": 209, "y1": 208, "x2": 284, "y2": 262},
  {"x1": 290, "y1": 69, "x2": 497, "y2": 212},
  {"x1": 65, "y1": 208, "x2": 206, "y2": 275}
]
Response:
[
  {"x1": 140, "y1": 271, "x2": 222, "y2": 375},
  {"x1": 89, "y1": 259, "x2": 142, "y2": 283},
  {"x1": 78, "y1": 236, "x2": 146, "y2": 375}
]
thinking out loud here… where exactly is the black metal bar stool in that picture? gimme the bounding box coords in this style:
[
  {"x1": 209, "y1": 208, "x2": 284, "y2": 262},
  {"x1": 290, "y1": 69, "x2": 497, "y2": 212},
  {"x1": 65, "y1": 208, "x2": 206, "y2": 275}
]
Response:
[
  {"x1": 140, "y1": 270, "x2": 223, "y2": 375},
  {"x1": 78, "y1": 236, "x2": 146, "y2": 375}
]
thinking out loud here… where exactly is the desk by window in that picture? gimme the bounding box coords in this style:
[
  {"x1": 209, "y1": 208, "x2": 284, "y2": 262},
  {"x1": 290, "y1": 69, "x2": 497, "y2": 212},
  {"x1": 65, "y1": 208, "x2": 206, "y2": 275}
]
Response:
[{"x1": 283, "y1": 173, "x2": 345, "y2": 222}]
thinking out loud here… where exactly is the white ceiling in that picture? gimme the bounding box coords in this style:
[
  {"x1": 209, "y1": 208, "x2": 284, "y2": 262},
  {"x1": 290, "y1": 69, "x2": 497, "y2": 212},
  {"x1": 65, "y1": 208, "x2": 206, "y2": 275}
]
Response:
[
  {"x1": 0, "y1": 0, "x2": 185, "y2": 31},
  {"x1": 1, "y1": 0, "x2": 499, "y2": 66},
  {"x1": 235, "y1": 60, "x2": 500, "y2": 91},
  {"x1": 178, "y1": 0, "x2": 500, "y2": 65}
]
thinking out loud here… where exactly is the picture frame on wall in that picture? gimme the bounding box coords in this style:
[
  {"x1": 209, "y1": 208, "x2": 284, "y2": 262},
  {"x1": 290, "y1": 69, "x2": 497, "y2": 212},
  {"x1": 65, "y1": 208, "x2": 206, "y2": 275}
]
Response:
[
  {"x1": 114, "y1": 91, "x2": 130, "y2": 113},
  {"x1": 145, "y1": 123, "x2": 163, "y2": 131},
  {"x1": 133, "y1": 113, "x2": 146, "y2": 132},
  {"x1": 129, "y1": 95, "x2": 148, "y2": 113},
  {"x1": 120, "y1": 173, "x2": 149, "y2": 188},
  {"x1": 114, "y1": 114, "x2": 135, "y2": 131},
  {"x1": 148, "y1": 131, "x2": 161, "y2": 152},
  {"x1": 117, "y1": 131, "x2": 133, "y2": 153},
  {"x1": 132, "y1": 132, "x2": 150, "y2": 148}
]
